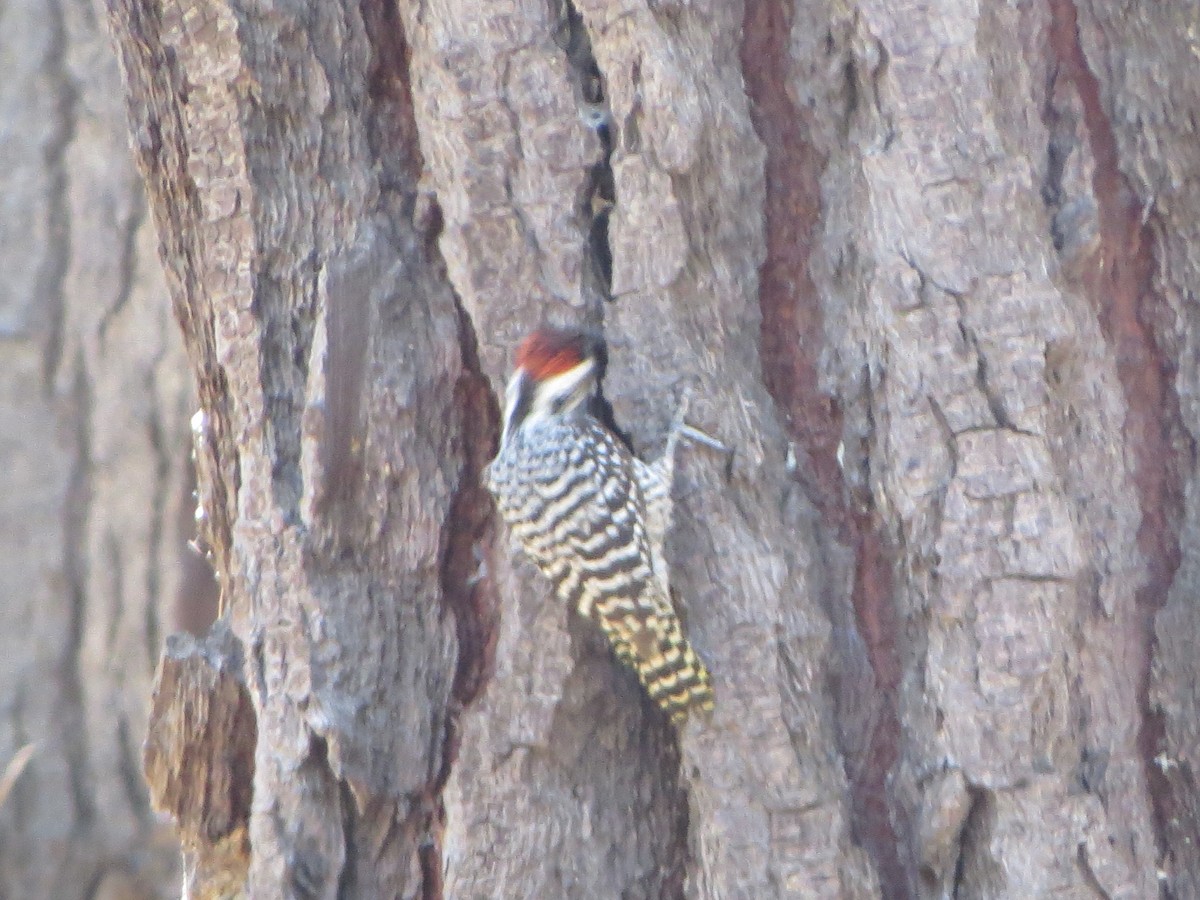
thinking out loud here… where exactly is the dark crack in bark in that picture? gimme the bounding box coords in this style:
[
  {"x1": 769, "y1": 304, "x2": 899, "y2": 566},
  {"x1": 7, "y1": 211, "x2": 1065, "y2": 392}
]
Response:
[
  {"x1": 553, "y1": 0, "x2": 615, "y2": 312},
  {"x1": 37, "y1": 0, "x2": 77, "y2": 389},
  {"x1": 740, "y1": 1, "x2": 911, "y2": 894},
  {"x1": 1047, "y1": 0, "x2": 1191, "y2": 879},
  {"x1": 61, "y1": 356, "x2": 97, "y2": 833},
  {"x1": 361, "y1": 3, "x2": 502, "y2": 896}
]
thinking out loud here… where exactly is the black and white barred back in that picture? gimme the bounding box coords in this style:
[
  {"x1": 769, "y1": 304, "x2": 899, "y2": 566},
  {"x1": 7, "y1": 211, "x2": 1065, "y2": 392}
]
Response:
[{"x1": 487, "y1": 386, "x2": 714, "y2": 724}]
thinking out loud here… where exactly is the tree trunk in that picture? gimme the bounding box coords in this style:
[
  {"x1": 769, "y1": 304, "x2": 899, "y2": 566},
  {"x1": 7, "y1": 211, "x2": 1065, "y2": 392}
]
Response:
[
  {"x1": 0, "y1": 0, "x2": 206, "y2": 897},
  {"x1": 86, "y1": 0, "x2": 1200, "y2": 897}
]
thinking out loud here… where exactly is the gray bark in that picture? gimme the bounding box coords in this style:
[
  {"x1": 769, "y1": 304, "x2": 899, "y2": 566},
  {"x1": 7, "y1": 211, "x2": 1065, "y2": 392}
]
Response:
[
  {"x1": 1, "y1": 0, "x2": 1189, "y2": 897},
  {"x1": 0, "y1": 0, "x2": 202, "y2": 897}
]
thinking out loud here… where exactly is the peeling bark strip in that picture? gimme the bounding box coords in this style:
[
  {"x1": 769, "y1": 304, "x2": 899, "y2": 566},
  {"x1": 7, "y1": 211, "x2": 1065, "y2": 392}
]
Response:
[
  {"x1": 144, "y1": 623, "x2": 255, "y2": 894},
  {"x1": 1046, "y1": 0, "x2": 1187, "y2": 868}
]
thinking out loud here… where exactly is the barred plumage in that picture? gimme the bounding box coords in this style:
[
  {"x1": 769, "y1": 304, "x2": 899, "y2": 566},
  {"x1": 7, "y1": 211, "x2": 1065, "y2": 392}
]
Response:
[{"x1": 486, "y1": 327, "x2": 714, "y2": 724}]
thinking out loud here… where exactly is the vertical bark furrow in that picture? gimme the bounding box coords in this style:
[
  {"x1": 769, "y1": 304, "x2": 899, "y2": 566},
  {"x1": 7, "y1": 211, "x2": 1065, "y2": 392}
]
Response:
[
  {"x1": 1052, "y1": 1, "x2": 1200, "y2": 893},
  {"x1": 740, "y1": 0, "x2": 844, "y2": 527},
  {"x1": 61, "y1": 361, "x2": 98, "y2": 836},
  {"x1": 845, "y1": 525, "x2": 906, "y2": 893},
  {"x1": 34, "y1": 0, "x2": 77, "y2": 386},
  {"x1": 741, "y1": 1, "x2": 902, "y2": 894},
  {"x1": 428, "y1": 257, "x2": 501, "y2": 900},
  {"x1": 37, "y1": 16, "x2": 99, "y2": 874},
  {"x1": 552, "y1": 0, "x2": 615, "y2": 311},
  {"x1": 1047, "y1": 0, "x2": 1188, "y2": 876},
  {"x1": 440, "y1": 304, "x2": 501, "y2": 709}
]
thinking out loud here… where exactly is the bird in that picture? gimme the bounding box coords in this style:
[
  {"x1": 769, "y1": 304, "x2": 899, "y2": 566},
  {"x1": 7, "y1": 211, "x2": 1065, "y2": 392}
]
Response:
[{"x1": 486, "y1": 325, "x2": 716, "y2": 724}]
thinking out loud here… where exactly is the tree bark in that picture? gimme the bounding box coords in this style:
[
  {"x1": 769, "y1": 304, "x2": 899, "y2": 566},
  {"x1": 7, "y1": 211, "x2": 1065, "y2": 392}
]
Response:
[
  {"x1": 86, "y1": 0, "x2": 1200, "y2": 897},
  {"x1": 0, "y1": 0, "x2": 202, "y2": 896},
  {"x1": 107, "y1": 0, "x2": 480, "y2": 896}
]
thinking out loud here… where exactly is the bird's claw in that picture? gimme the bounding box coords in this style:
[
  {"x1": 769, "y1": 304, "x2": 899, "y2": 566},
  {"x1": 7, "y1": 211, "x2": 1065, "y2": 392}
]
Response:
[{"x1": 669, "y1": 384, "x2": 731, "y2": 459}]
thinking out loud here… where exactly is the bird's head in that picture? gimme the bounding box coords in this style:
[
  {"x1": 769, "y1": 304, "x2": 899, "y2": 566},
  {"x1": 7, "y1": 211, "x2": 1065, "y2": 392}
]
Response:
[{"x1": 500, "y1": 326, "x2": 603, "y2": 445}]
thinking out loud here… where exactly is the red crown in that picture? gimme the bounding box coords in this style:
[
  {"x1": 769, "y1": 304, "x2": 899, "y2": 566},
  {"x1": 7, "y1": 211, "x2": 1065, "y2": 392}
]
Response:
[{"x1": 515, "y1": 327, "x2": 593, "y2": 380}]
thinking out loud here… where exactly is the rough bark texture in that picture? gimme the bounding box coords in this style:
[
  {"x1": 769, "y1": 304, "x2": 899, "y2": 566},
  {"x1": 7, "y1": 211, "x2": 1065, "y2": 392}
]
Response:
[
  {"x1": 103, "y1": 0, "x2": 482, "y2": 896},
  {"x1": 143, "y1": 622, "x2": 255, "y2": 896},
  {"x1": 5, "y1": 0, "x2": 1192, "y2": 897}
]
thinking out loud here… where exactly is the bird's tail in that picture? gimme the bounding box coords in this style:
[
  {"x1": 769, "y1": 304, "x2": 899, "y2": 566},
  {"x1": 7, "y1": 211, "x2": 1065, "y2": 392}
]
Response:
[{"x1": 604, "y1": 603, "x2": 714, "y2": 725}]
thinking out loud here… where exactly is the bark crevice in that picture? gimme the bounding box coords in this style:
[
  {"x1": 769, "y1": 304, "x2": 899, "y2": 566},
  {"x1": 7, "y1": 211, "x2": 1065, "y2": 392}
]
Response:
[
  {"x1": 1046, "y1": 0, "x2": 1190, "y2": 866},
  {"x1": 441, "y1": 303, "x2": 501, "y2": 710},
  {"x1": 741, "y1": 1, "x2": 909, "y2": 893},
  {"x1": 552, "y1": 0, "x2": 615, "y2": 313},
  {"x1": 36, "y1": 0, "x2": 77, "y2": 388},
  {"x1": 61, "y1": 358, "x2": 97, "y2": 833}
]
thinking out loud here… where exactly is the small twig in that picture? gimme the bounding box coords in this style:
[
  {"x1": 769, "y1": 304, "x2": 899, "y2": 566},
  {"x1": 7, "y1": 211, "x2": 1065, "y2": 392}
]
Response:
[{"x1": 0, "y1": 744, "x2": 37, "y2": 810}]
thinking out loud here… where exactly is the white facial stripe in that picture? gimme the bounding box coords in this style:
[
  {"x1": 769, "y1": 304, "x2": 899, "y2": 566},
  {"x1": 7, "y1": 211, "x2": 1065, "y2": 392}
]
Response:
[
  {"x1": 501, "y1": 370, "x2": 528, "y2": 445},
  {"x1": 533, "y1": 358, "x2": 595, "y2": 407},
  {"x1": 500, "y1": 357, "x2": 596, "y2": 445}
]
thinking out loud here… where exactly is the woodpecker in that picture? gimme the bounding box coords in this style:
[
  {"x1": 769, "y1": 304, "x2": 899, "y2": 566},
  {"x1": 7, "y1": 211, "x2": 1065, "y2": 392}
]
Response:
[{"x1": 487, "y1": 326, "x2": 715, "y2": 724}]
